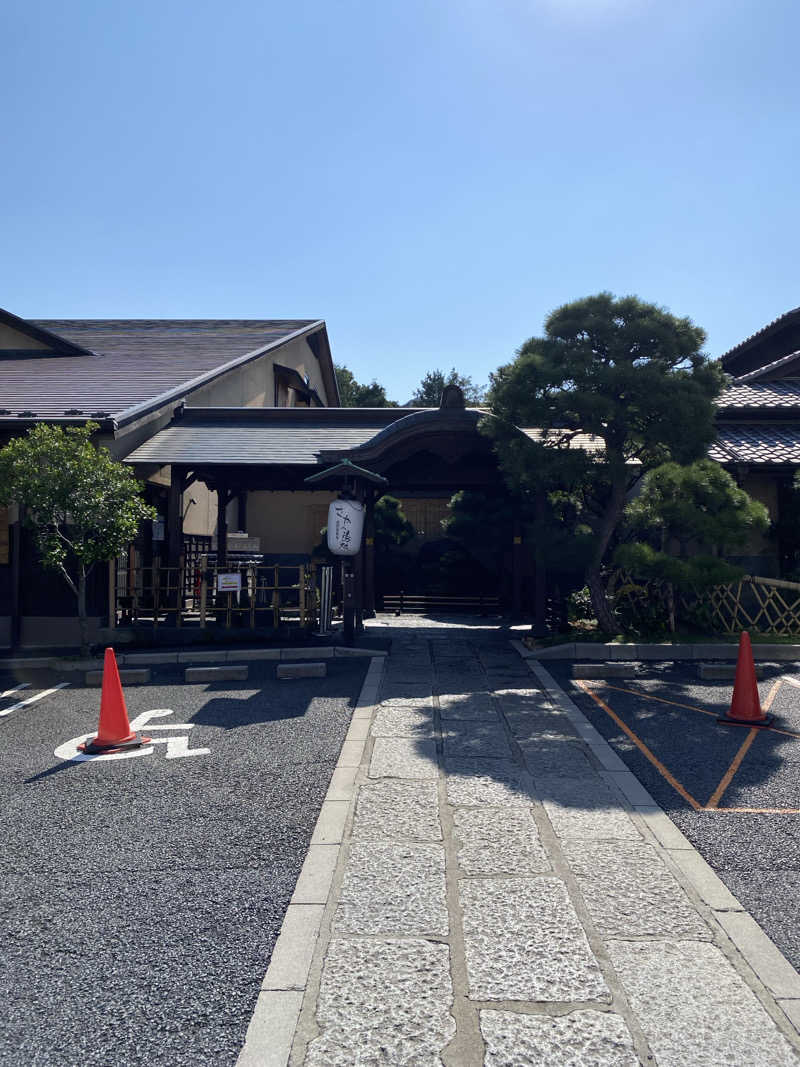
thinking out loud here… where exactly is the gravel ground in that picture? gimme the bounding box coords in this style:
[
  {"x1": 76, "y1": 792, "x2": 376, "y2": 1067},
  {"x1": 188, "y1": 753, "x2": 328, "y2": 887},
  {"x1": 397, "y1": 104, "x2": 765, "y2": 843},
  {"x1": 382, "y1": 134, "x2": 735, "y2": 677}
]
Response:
[
  {"x1": 554, "y1": 662, "x2": 800, "y2": 971},
  {"x1": 0, "y1": 659, "x2": 368, "y2": 1067}
]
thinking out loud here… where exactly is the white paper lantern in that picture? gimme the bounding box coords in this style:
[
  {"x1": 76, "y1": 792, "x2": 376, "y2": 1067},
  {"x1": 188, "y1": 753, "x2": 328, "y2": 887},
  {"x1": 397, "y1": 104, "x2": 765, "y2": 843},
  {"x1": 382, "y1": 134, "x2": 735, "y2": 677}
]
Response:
[{"x1": 327, "y1": 498, "x2": 364, "y2": 556}]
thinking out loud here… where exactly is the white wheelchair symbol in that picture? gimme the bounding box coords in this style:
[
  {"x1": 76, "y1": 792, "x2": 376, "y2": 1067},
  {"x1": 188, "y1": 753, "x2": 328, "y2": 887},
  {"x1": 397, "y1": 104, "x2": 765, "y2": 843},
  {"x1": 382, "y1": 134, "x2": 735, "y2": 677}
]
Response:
[{"x1": 54, "y1": 709, "x2": 210, "y2": 763}]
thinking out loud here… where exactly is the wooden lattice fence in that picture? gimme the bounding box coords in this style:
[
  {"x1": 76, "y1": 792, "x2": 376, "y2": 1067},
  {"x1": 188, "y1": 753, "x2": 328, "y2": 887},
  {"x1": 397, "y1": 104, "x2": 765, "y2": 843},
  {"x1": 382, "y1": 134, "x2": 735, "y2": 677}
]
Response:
[{"x1": 608, "y1": 571, "x2": 800, "y2": 637}]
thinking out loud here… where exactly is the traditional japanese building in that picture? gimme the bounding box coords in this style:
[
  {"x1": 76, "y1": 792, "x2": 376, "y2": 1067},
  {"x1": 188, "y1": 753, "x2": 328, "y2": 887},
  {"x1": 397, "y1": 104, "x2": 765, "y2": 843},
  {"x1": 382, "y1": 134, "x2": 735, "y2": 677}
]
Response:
[
  {"x1": 0, "y1": 309, "x2": 533, "y2": 647},
  {"x1": 712, "y1": 307, "x2": 800, "y2": 578},
  {"x1": 3, "y1": 304, "x2": 800, "y2": 648}
]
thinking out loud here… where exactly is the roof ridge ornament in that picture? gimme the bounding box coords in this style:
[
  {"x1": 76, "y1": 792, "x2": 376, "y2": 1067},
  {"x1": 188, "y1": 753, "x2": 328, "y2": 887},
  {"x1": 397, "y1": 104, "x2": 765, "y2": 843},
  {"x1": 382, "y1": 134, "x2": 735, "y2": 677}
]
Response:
[{"x1": 440, "y1": 384, "x2": 465, "y2": 409}]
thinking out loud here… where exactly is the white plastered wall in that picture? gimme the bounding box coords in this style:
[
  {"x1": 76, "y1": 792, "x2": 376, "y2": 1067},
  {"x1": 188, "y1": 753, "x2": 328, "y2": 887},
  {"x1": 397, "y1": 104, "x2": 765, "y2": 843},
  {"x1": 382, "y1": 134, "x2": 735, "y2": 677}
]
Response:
[
  {"x1": 189, "y1": 336, "x2": 330, "y2": 408},
  {"x1": 0, "y1": 324, "x2": 51, "y2": 350},
  {"x1": 246, "y1": 491, "x2": 338, "y2": 554}
]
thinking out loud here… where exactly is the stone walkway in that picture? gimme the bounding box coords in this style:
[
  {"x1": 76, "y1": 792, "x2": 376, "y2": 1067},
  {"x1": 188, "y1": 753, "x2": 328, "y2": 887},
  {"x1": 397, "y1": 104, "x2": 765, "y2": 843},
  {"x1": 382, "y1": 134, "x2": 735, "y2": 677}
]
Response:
[{"x1": 248, "y1": 619, "x2": 800, "y2": 1065}]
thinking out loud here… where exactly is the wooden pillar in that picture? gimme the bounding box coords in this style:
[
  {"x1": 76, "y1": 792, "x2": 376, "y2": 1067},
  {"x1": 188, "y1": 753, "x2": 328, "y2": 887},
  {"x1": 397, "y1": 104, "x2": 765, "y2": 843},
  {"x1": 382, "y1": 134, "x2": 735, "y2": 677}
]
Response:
[
  {"x1": 10, "y1": 505, "x2": 22, "y2": 651},
  {"x1": 342, "y1": 560, "x2": 356, "y2": 645},
  {"x1": 364, "y1": 491, "x2": 376, "y2": 617},
  {"x1": 533, "y1": 488, "x2": 547, "y2": 638},
  {"x1": 216, "y1": 486, "x2": 229, "y2": 567},
  {"x1": 167, "y1": 466, "x2": 184, "y2": 566},
  {"x1": 237, "y1": 491, "x2": 247, "y2": 532},
  {"x1": 354, "y1": 547, "x2": 364, "y2": 634},
  {"x1": 511, "y1": 514, "x2": 523, "y2": 620}
]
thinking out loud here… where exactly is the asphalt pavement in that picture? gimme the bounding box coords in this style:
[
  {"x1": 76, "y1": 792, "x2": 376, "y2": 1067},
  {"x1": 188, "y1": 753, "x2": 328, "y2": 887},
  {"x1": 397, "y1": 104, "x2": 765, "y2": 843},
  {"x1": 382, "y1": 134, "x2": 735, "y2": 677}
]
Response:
[
  {"x1": 554, "y1": 662, "x2": 800, "y2": 971},
  {"x1": 0, "y1": 659, "x2": 368, "y2": 1067}
]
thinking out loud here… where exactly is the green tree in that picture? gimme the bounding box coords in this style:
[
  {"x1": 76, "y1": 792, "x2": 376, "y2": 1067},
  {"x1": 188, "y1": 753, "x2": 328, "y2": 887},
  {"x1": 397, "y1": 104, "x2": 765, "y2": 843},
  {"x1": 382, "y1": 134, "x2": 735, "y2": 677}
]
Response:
[
  {"x1": 614, "y1": 460, "x2": 769, "y2": 630},
  {"x1": 0, "y1": 422, "x2": 156, "y2": 654},
  {"x1": 486, "y1": 293, "x2": 726, "y2": 633},
  {"x1": 442, "y1": 491, "x2": 513, "y2": 556},
  {"x1": 408, "y1": 368, "x2": 485, "y2": 406},
  {"x1": 335, "y1": 364, "x2": 397, "y2": 407},
  {"x1": 373, "y1": 495, "x2": 414, "y2": 550}
]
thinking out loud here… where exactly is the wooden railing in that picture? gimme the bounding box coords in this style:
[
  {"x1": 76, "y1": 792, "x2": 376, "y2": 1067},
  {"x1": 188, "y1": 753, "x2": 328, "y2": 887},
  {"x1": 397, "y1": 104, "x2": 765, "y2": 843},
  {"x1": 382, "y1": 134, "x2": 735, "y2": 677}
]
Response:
[
  {"x1": 111, "y1": 553, "x2": 320, "y2": 631},
  {"x1": 381, "y1": 591, "x2": 500, "y2": 616}
]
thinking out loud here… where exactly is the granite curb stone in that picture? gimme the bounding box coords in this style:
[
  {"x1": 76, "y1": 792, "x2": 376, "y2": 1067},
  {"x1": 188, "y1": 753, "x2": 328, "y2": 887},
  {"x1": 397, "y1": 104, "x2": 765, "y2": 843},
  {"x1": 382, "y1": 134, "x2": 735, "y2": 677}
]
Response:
[{"x1": 234, "y1": 655, "x2": 384, "y2": 1067}]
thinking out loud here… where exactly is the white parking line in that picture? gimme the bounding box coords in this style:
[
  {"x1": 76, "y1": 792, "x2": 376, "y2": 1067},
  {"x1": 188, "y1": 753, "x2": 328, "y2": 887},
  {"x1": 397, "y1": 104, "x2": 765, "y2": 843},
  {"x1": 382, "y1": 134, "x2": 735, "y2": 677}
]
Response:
[
  {"x1": 0, "y1": 683, "x2": 30, "y2": 701},
  {"x1": 0, "y1": 682, "x2": 70, "y2": 718}
]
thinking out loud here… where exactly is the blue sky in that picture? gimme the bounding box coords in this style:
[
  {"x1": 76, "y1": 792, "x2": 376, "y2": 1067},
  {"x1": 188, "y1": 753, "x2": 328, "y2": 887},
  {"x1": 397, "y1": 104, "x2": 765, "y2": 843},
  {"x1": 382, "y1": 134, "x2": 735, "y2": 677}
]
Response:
[{"x1": 2, "y1": 0, "x2": 798, "y2": 402}]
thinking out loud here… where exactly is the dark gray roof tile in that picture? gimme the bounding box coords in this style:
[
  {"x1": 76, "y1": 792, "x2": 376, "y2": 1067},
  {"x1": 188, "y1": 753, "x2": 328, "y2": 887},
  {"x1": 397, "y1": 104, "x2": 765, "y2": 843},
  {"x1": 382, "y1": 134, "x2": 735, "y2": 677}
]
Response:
[
  {"x1": 1, "y1": 319, "x2": 321, "y2": 420},
  {"x1": 717, "y1": 382, "x2": 800, "y2": 408},
  {"x1": 709, "y1": 425, "x2": 800, "y2": 464}
]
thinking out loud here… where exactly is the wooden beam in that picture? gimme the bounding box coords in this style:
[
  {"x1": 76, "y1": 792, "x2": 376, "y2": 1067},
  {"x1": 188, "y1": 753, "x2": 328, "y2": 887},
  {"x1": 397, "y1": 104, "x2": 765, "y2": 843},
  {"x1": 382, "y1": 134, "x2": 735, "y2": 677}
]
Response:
[
  {"x1": 167, "y1": 466, "x2": 185, "y2": 566},
  {"x1": 10, "y1": 507, "x2": 21, "y2": 650},
  {"x1": 363, "y1": 491, "x2": 376, "y2": 617},
  {"x1": 217, "y1": 487, "x2": 229, "y2": 567}
]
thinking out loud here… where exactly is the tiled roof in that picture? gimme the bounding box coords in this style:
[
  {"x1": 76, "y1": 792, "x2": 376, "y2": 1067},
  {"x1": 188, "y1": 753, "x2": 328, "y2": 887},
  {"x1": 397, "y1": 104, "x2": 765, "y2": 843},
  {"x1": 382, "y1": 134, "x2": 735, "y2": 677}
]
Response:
[
  {"x1": 732, "y1": 352, "x2": 800, "y2": 383},
  {"x1": 522, "y1": 429, "x2": 605, "y2": 452},
  {"x1": 709, "y1": 425, "x2": 800, "y2": 465},
  {"x1": 717, "y1": 381, "x2": 800, "y2": 409},
  {"x1": 1, "y1": 318, "x2": 323, "y2": 422},
  {"x1": 720, "y1": 307, "x2": 800, "y2": 363},
  {"x1": 125, "y1": 406, "x2": 607, "y2": 468},
  {"x1": 126, "y1": 422, "x2": 389, "y2": 466},
  {"x1": 124, "y1": 407, "x2": 415, "y2": 466}
]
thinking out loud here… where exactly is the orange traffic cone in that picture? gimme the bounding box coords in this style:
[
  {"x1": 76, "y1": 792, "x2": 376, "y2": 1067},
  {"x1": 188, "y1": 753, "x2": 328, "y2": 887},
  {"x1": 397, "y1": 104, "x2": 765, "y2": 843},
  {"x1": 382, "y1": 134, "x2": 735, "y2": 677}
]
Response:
[
  {"x1": 78, "y1": 648, "x2": 151, "y2": 753},
  {"x1": 718, "y1": 632, "x2": 773, "y2": 728}
]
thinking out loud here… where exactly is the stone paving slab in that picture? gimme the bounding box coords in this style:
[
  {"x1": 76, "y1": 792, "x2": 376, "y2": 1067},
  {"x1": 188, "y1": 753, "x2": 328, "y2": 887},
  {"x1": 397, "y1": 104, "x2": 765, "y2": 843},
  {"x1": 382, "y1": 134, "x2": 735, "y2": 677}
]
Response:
[
  {"x1": 441, "y1": 721, "x2": 513, "y2": 758},
  {"x1": 444, "y1": 757, "x2": 534, "y2": 807},
  {"x1": 608, "y1": 939, "x2": 799, "y2": 1066},
  {"x1": 370, "y1": 705, "x2": 435, "y2": 738},
  {"x1": 352, "y1": 781, "x2": 441, "y2": 841},
  {"x1": 304, "y1": 939, "x2": 456, "y2": 1066},
  {"x1": 562, "y1": 839, "x2": 710, "y2": 940},
  {"x1": 368, "y1": 737, "x2": 438, "y2": 779},
  {"x1": 453, "y1": 807, "x2": 550, "y2": 876},
  {"x1": 380, "y1": 684, "x2": 433, "y2": 701},
  {"x1": 334, "y1": 842, "x2": 448, "y2": 936},
  {"x1": 378, "y1": 695, "x2": 435, "y2": 708},
  {"x1": 537, "y1": 774, "x2": 643, "y2": 841},
  {"x1": 460, "y1": 877, "x2": 610, "y2": 1002},
  {"x1": 438, "y1": 694, "x2": 499, "y2": 720},
  {"x1": 518, "y1": 738, "x2": 597, "y2": 778},
  {"x1": 480, "y1": 1008, "x2": 640, "y2": 1067},
  {"x1": 504, "y1": 704, "x2": 581, "y2": 739}
]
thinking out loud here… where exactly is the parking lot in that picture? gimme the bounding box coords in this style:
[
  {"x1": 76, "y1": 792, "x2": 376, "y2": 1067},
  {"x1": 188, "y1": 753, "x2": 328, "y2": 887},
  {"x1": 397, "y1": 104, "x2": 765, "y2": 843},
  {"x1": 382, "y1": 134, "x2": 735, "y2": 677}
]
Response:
[
  {"x1": 555, "y1": 662, "x2": 800, "y2": 971},
  {"x1": 0, "y1": 659, "x2": 369, "y2": 1067}
]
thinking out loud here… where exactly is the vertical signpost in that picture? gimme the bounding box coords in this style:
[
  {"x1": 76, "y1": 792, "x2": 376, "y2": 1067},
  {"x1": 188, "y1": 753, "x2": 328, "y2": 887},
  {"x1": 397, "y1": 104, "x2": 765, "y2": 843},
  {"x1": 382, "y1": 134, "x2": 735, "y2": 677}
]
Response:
[
  {"x1": 327, "y1": 496, "x2": 364, "y2": 646},
  {"x1": 305, "y1": 460, "x2": 388, "y2": 647}
]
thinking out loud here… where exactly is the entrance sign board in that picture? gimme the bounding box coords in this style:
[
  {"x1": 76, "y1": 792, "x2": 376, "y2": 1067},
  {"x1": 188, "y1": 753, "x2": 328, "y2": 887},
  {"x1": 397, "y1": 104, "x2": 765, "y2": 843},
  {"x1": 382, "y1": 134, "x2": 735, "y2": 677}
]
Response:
[{"x1": 217, "y1": 572, "x2": 242, "y2": 593}]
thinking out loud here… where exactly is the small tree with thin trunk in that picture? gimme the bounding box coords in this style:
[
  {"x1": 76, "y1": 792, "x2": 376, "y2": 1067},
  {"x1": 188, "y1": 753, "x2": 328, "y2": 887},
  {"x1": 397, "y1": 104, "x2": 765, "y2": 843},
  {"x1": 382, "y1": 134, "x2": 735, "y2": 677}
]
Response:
[
  {"x1": 614, "y1": 459, "x2": 769, "y2": 631},
  {"x1": 0, "y1": 422, "x2": 156, "y2": 654},
  {"x1": 486, "y1": 293, "x2": 726, "y2": 633}
]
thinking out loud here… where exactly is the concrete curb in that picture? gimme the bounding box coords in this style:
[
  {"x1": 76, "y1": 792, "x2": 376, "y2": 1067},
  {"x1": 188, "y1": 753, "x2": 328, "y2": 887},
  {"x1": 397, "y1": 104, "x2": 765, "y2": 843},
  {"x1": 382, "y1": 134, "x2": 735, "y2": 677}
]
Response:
[
  {"x1": 235, "y1": 654, "x2": 385, "y2": 1067},
  {"x1": 0, "y1": 645, "x2": 388, "y2": 673},
  {"x1": 509, "y1": 637, "x2": 800, "y2": 662},
  {"x1": 524, "y1": 655, "x2": 800, "y2": 1039}
]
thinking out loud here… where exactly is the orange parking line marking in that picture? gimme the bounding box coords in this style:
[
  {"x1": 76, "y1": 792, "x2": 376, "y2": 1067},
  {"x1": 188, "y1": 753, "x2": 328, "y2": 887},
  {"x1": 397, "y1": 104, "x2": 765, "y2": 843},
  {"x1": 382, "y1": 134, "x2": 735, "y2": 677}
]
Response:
[
  {"x1": 574, "y1": 680, "x2": 703, "y2": 810},
  {"x1": 763, "y1": 679, "x2": 782, "y2": 712},
  {"x1": 596, "y1": 682, "x2": 717, "y2": 717},
  {"x1": 712, "y1": 808, "x2": 800, "y2": 814},
  {"x1": 593, "y1": 681, "x2": 800, "y2": 740},
  {"x1": 706, "y1": 728, "x2": 758, "y2": 809}
]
